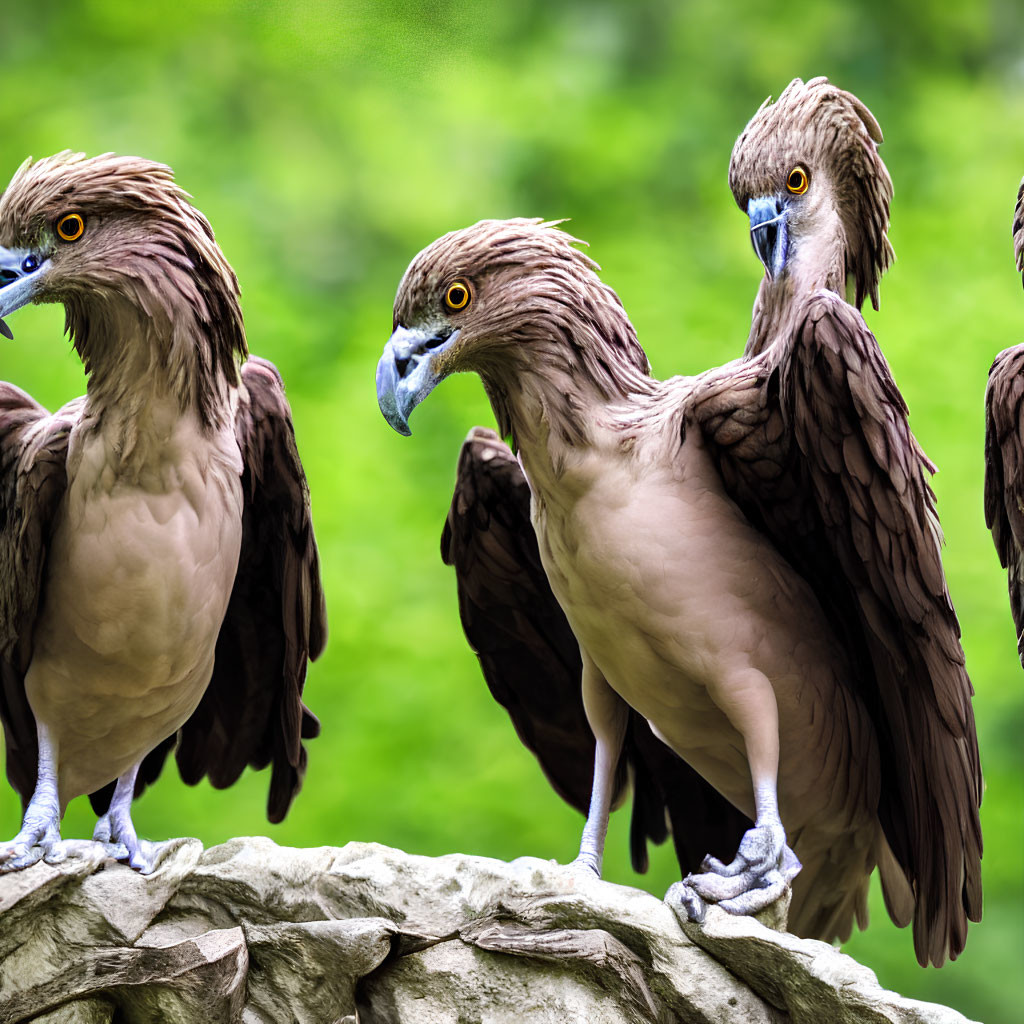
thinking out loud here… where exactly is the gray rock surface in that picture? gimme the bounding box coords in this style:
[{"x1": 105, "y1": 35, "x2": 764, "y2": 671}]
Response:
[{"x1": 0, "y1": 837, "x2": 977, "y2": 1024}]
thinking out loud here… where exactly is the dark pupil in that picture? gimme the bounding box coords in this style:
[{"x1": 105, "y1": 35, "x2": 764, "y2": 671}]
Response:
[
  {"x1": 62, "y1": 217, "x2": 78, "y2": 236},
  {"x1": 790, "y1": 171, "x2": 803, "y2": 188},
  {"x1": 450, "y1": 286, "x2": 466, "y2": 306}
]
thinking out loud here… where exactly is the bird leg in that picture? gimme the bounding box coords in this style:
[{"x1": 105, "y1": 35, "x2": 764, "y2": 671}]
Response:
[
  {"x1": 92, "y1": 761, "x2": 159, "y2": 873},
  {"x1": 572, "y1": 654, "x2": 627, "y2": 877},
  {"x1": 0, "y1": 722, "x2": 67, "y2": 871},
  {"x1": 666, "y1": 668, "x2": 800, "y2": 922}
]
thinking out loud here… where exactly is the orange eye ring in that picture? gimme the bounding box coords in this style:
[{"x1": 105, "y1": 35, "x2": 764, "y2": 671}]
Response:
[
  {"x1": 444, "y1": 279, "x2": 471, "y2": 311},
  {"x1": 56, "y1": 213, "x2": 85, "y2": 242},
  {"x1": 786, "y1": 166, "x2": 810, "y2": 196}
]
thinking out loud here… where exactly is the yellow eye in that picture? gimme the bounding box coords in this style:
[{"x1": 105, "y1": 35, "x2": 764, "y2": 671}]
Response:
[
  {"x1": 786, "y1": 166, "x2": 810, "y2": 195},
  {"x1": 444, "y1": 279, "x2": 471, "y2": 311},
  {"x1": 56, "y1": 213, "x2": 85, "y2": 242}
]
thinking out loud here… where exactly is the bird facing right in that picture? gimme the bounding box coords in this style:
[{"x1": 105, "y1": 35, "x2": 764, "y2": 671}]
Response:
[{"x1": 376, "y1": 78, "x2": 982, "y2": 967}]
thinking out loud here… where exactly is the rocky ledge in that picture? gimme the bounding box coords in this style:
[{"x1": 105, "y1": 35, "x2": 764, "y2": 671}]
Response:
[{"x1": 0, "y1": 837, "x2": 975, "y2": 1024}]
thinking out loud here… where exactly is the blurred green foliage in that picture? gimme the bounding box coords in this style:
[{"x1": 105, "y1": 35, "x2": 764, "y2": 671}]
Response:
[{"x1": 0, "y1": 1, "x2": 1021, "y2": 1019}]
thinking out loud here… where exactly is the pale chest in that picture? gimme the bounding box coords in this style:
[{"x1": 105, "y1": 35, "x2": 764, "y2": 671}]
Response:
[
  {"x1": 530, "y1": 437, "x2": 833, "y2": 725},
  {"x1": 32, "y1": 410, "x2": 244, "y2": 684}
]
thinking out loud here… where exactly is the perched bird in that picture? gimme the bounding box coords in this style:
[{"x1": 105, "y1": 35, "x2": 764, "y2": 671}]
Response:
[
  {"x1": 376, "y1": 86, "x2": 981, "y2": 968},
  {"x1": 985, "y1": 177, "x2": 1024, "y2": 663},
  {"x1": 0, "y1": 153, "x2": 325, "y2": 873},
  {"x1": 441, "y1": 426, "x2": 750, "y2": 877}
]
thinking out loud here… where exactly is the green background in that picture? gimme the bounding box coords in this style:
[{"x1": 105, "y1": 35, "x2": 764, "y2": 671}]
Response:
[{"x1": 0, "y1": 2, "x2": 1021, "y2": 1020}]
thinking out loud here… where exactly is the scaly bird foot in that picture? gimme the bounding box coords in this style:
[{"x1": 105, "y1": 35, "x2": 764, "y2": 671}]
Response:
[
  {"x1": 666, "y1": 821, "x2": 801, "y2": 922},
  {"x1": 93, "y1": 808, "x2": 159, "y2": 874},
  {"x1": 0, "y1": 817, "x2": 64, "y2": 872}
]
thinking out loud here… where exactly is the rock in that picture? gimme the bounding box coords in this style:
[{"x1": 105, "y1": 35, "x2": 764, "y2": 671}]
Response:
[{"x1": 0, "y1": 838, "x2": 977, "y2": 1024}]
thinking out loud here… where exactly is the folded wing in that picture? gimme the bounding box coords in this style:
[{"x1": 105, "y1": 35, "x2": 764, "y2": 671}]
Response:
[
  {"x1": 689, "y1": 290, "x2": 982, "y2": 965},
  {"x1": 984, "y1": 346, "x2": 1024, "y2": 663},
  {"x1": 984, "y1": 180, "x2": 1024, "y2": 662},
  {"x1": 0, "y1": 386, "x2": 76, "y2": 805},
  {"x1": 172, "y1": 356, "x2": 326, "y2": 822}
]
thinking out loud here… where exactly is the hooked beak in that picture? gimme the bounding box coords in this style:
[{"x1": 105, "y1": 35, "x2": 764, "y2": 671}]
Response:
[
  {"x1": 747, "y1": 196, "x2": 789, "y2": 278},
  {"x1": 0, "y1": 246, "x2": 49, "y2": 339},
  {"x1": 376, "y1": 324, "x2": 460, "y2": 435}
]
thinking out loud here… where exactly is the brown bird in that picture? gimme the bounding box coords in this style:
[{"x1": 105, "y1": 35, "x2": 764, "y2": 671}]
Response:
[
  {"x1": 0, "y1": 153, "x2": 325, "y2": 872},
  {"x1": 985, "y1": 177, "x2": 1024, "y2": 664},
  {"x1": 376, "y1": 84, "x2": 982, "y2": 967},
  {"x1": 441, "y1": 426, "x2": 750, "y2": 877}
]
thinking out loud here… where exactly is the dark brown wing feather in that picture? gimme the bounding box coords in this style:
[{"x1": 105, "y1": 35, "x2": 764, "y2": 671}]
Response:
[
  {"x1": 984, "y1": 345, "x2": 1024, "y2": 663},
  {"x1": 691, "y1": 291, "x2": 982, "y2": 966},
  {"x1": 172, "y1": 356, "x2": 326, "y2": 822},
  {"x1": 0, "y1": 386, "x2": 76, "y2": 807},
  {"x1": 1013, "y1": 176, "x2": 1024, "y2": 286},
  {"x1": 441, "y1": 426, "x2": 749, "y2": 874}
]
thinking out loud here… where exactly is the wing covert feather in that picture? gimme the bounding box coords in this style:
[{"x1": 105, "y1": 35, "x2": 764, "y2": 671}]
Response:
[{"x1": 691, "y1": 291, "x2": 982, "y2": 965}]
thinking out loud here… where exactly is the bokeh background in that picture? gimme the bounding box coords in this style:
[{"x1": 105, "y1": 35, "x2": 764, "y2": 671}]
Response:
[{"x1": 0, "y1": 1, "x2": 1021, "y2": 1019}]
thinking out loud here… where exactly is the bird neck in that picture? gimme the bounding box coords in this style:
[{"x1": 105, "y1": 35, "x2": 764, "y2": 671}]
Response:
[
  {"x1": 480, "y1": 279, "x2": 653, "y2": 466},
  {"x1": 67, "y1": 266, "x2": 246, "y2": 431},
  {"x1": 745, "y1": 224, "x2": 849, "y2": 357}
]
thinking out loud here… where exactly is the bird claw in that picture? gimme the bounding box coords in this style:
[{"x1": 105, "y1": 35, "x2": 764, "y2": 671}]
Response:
[
  {"x1": 665, "y1": 880, "x2": 706, "y2": 924},
  {"x1": 680, "y1": 822, "x2": 799, "y2": 919},
  {"x1": 125, "y1": 839, "x2": 160, "y2": 875},
  {"x1": 715, "y1": 870, "x2": 788, "y2": 915},
  {"x1": 0, "y1": 840, "x2": 46, "y2": 872},
  {"x1": 0, "y1": 817, "x2": 62, "y2": 872},
  {"x1": 93, "y1": 814, "x2": 159, "y2": 874},
  {"x1": 41, "y1": 839, "x2": 71, "y2": 866}
]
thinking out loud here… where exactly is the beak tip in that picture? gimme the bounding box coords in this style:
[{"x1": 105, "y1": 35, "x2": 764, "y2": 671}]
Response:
[{"x1": 0, "y1": 318, "x2": 13, "y2": 340}]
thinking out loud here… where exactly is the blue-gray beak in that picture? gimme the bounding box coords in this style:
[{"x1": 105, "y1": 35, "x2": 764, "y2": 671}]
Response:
[
  {"x1": 0, "y1": 245, "x2": 49, "y2": 339},
  {"x1": 376, "y1": 324, "x2": 460, "y2": 435},
  {"x1": 748, "y1": 196, "x2": 789, "y2": 278}
]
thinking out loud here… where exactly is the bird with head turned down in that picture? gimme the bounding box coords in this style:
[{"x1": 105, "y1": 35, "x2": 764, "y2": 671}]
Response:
[
  {"x1": 376, "y1": 78, "x2": 982, "y2": 967},
  {"x1": 984, "y1": 178, "x2": 1024, "y2": 664},
  {"x1": 0, "y1": 153, "x2": 326, "y2": 873}
]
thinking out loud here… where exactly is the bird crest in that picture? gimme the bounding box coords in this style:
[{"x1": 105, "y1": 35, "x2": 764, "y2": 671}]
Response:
[{"x1": 728, "y1": 76, "x2": 894, "y2": 310}]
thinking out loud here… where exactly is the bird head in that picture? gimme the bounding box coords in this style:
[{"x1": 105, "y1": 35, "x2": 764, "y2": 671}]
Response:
[
  {"x1": 376, "y1": 218, "x2": 645, "y2": 436},
  {"x1": 729, "y1": 77, "x2": 894, "y2": 310},
  {"x1": 1013, "y1": 177, "x2": 1024, "y2": 290},
  {"x1": 0, "y1": 152, "x2": 245, "y2": 418}
]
